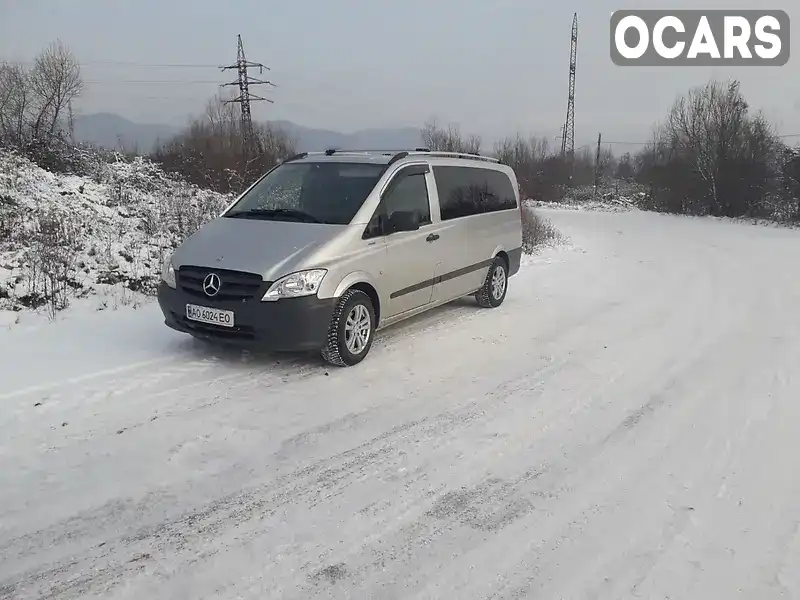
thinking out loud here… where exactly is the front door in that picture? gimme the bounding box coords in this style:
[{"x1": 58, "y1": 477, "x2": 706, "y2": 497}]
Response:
[{"x1": 378, "y1": 164, "x2": 439, "y2": 318}]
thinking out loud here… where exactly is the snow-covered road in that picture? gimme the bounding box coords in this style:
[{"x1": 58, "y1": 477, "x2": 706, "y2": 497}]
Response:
[{"x1": 2, "y1": 209, "x2": 800, "y2": 599}]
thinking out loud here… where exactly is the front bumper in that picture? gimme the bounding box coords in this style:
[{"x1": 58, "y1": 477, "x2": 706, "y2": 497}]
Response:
[{"x1": 157, "y1": 282, "x2": 336, "y2": 352}]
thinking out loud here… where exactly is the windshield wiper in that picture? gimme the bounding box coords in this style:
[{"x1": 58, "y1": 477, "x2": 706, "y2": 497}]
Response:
[{"x1": 226, "y1": 208, "x2": 323, "y2": 223}]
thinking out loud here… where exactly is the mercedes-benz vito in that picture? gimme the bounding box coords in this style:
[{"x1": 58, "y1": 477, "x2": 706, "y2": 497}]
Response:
[{"x1": 157, "y1": 149, "x2": 523, "y2": 366}]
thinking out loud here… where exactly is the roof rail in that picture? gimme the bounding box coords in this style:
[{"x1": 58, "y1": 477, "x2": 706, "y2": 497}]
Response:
[
  {"x1": 282, "y1": 152, "x2": 309, "y2": 163},
  {"x1": 406, "y1": 150, "x2": 499, "y2": 163},
  {"x1": 323, "y1": 148, "x2": 411, "y2": 156},
  {"x1": 290, "y1": 148, "x2": 500, "y2": 165}
]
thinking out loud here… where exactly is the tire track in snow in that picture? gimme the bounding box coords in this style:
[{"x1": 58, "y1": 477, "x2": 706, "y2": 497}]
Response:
[
  {"x1": 0, "y1": 238, "x2": 657, "y2": 597},
  {"x1": 0, "y1": 274, "x2": 678, "y2": 598}
]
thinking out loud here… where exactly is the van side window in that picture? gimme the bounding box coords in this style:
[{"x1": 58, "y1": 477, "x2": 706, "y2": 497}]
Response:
[
  {"x1": 383, "y1": 169, "x2": 432, "y2": 226},
  {"x1": 434, "y1": 166, "x2": 517, "y2": 221}
]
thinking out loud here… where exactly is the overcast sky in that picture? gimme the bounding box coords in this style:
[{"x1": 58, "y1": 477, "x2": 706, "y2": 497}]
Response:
[{"x1": 1, "y1": 0, "x2": 798, "y2": 150}]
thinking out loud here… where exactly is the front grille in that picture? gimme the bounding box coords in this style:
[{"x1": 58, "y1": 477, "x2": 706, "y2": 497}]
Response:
[
  {"x1": 173, "y1": 311, "x2": 256, "y2": 340},
  {"x1": 177, "y1": 265, "x2": 265, "y2": 301}
]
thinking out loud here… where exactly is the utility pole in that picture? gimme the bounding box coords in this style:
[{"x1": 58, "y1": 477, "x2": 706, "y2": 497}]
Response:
[
  {"x1": 561, "y1": 12, "x2": 578, "y2": 171},
  {"x1": 594, "y1": 133, "x2": 602, "y2": 198},
  {"x1": 650, "y1": 140, "x2": 657, "y2": 209},
  {"x1": 220, "y1": 34, "x2": 274, "y2": 163}
]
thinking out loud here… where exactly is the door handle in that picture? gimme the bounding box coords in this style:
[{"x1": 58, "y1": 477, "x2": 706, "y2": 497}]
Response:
[{"x1": 426, "y1": 233, "x2": 440, "y2": 242}]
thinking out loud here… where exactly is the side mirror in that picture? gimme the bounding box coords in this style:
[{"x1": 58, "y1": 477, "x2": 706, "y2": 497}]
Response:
[{"x1": 387, "y1": 210, "x2": 420, "y2": 233}]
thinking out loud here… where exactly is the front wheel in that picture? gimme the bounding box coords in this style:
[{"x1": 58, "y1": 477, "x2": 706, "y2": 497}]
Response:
[
  {"x1": 475, "y1": 256, "x2": 508, "y2": 308},
  {"x1": 321, "y1": 289, "x2": 376, "y2": 367}
]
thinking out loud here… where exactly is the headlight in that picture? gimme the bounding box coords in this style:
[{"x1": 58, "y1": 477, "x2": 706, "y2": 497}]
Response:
[
  {"x1": 262, "y1": 269, "x2": 327, "y2": 301},
  {"x1": 161, "y1": 255, "x2": 176, "y2": 288}
]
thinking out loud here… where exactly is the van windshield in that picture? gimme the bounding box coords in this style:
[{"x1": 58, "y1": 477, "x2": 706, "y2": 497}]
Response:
[{"x1": 225, "y1": 161, "x2": 387, "y2": 225}]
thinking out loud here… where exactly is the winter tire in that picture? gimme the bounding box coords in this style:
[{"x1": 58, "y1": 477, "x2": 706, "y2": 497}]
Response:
[
  {"x1": 320, "y1": 289, "x2": 376, "y2": 367},
  {"x1": 475, "y1": 256, "x2": 508, "y2": 308}
]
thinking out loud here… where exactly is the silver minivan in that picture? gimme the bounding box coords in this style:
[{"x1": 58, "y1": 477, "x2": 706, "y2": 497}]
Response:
[{"x1": 157, "y1": 149, "x2": 523, "y2": 366}]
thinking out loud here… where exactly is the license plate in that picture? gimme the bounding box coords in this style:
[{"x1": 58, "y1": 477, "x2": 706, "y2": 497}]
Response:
[{"x1": 185, "y1": 304, "x2": 234, "y2": 328}]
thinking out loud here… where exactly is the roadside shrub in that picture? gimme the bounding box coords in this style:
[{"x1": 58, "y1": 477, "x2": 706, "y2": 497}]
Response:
[
  {"x1": 23, "y1": 208, "x2": 82, "y2": 317},
  {"x1": 521, "y1": 204, "x2": 565, "y2": 253}
]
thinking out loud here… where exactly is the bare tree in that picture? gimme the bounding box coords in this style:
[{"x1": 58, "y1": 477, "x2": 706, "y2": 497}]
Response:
[
  {"x1": 0, "y1": 63, "x2": 31, "y2": 146},
  {"x1": 420, "y1": 117, "x2": 481, "y2": 154},
  {"x1": 639, "y1": 79, "x2": 779, "y2": 218},
  {"x1": 151, "y1": 92, "x2": 295, "y2": 193},
  {"x1": 0, "y1": 40, "x2": 83, "y2": 172},
  {"x1": 28, "y1": 40, "x2": 83, "y2": 142},
  {"x1": 615, "y1": 152, "x2": 635, "y2": 179}
]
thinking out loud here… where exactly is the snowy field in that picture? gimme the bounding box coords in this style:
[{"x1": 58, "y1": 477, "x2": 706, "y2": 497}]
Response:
[
  {"x1": 0, "y1": 150, "x2": 230, "y2": 317},
  {"x1": 2, "y1": 208, "x2": 800, "y2": 599}
]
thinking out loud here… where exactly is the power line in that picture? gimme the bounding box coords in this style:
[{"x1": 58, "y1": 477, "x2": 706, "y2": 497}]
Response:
[
  {"x1": 83, "y1": 79, "x2": 225, "y2": 84},
  {"x1": 600, "y1": 141, "x2": 649, "y2": 145},
  {"x1": 596, "y1": 134, "x2": 800, "y2": 146},
  {"x1": 1, "y1": 58, "x2": 220, "y2": 68},
  {"x1": 81, "y1": 60, "x2": 221, "y2": 68}
]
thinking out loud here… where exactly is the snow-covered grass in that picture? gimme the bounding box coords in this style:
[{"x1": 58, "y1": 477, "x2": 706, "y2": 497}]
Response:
[
  {"x1": 529, "y1": 179, "x2": 800, "y2": 234},
  {"x1": 525, "y1": 180, "x2": 647, "y2": 214},
  {"x1": 0, "y1": 150, "x2": 232, "y2": 320}
]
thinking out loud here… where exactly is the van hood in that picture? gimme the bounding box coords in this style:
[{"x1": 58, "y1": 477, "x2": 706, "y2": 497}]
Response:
[{"x1": 170, "y1": 216, "x2": 345, "y2": 281}]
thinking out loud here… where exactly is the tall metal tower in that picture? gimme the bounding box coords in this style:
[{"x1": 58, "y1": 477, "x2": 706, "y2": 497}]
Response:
[
  {"x1": 220, "y1": 34, "x2": 274, "y2": 159},
  {"x1": 560, "y1": 13, "x2": 578, "y2": 162}
]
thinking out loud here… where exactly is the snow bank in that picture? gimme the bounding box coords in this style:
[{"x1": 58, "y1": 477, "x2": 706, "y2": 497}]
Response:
[
  {"x1": 0, "y1": 150, "x2": 232, "y2": 320},
  {"x1": 525, "y1": 190, "x2": 644, "y2": 213}
]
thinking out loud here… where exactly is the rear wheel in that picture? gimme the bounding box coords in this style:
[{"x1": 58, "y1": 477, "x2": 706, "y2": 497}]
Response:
[
  {"x1": 475, "y1": 256, "x2": 508, "y2": 308},
  {"x1": 321, "y1": 289, "x2": 376, "y2": 367}
]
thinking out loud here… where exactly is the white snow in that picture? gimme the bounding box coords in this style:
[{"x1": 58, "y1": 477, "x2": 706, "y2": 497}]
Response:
[
  {"x1": 0, "y1": 150, "x2": 231, "y2": 319},
  {"x1": 2, "y1": 208, "x2": 800, "y2": 599}
]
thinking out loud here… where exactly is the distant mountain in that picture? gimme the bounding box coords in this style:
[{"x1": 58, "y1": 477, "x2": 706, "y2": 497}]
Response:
[
  {"x1": 72, "y1": 112, "x2": 423, "y2": 155},
  {"x1": 73, "y1": 113, "x2": 179, "y2": 153},
  {"x1": 269, "y1": 120, "x2": 423, "y2": 153}
]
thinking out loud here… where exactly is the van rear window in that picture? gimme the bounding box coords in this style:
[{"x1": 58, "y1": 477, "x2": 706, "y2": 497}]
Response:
[
  {"x1": 225, "y1": 162, "x2": 386, "y2": 225},
  {"x1": 433, "y1": 166, "x2": 517, "y2": 221}
]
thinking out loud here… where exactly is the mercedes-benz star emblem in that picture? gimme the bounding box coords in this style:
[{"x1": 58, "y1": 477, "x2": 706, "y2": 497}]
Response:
[{"x1": 202, "y1": 273, "x2": 221, "y2": 297}]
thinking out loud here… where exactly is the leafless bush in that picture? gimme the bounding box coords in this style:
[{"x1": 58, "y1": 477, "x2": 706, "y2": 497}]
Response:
[
  {"x1": 768, "y1": 146, "x2": 800, "y2": 222},
  {"x1": 492, "y1": 135, "x2": 597, "y2": 202},
  {"x1": 107, "y1": 179, "x2": 132, "y2": 207},
  {"x1": 0, "y1": 193, "x2": 21, "y2": 242},
  {"x1": 521, "y1": 204, "x2": 565, "y2": 253},
  {"x1": 22, "y1": 208, "x2": 82, "y2": 318}
]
